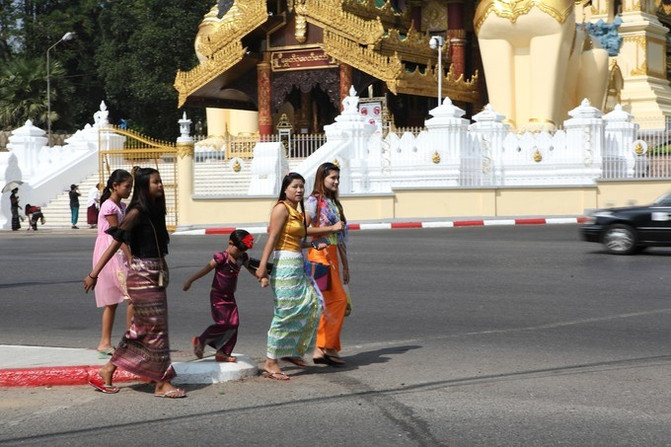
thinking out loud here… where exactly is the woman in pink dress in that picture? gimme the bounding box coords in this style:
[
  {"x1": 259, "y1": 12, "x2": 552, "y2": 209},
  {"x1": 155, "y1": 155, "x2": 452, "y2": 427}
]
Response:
[{"x1": 93, "y1": 169, "x2": 133, "y2": 357}]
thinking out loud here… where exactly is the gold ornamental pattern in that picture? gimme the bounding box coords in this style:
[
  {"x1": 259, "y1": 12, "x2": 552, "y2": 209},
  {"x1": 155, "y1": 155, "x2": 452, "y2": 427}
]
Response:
[
  {"x1": 382, "y1": 27, "x2": 444, "y2": 65},
  {"x1": 296, "y1": 0, "x2": 386, "y2": 46},
  {"x1": 196, "y1": 0, "x2": 267, "y2": 59},
  {"x1": 342, "y1": 0, "x2": 412, "y2": 29},
  {"x1": 396, "y1": 65, "x2": 480, "y2": 103},
  {"x1": 174, "y1": 40, "x2": 245, "y2": 108},
  {"x1": 474, "y1": 0, "x2": 574, "y2": 33},
  {"x1": 322, "y1": 31, "x2": 403, "y2": 92}
]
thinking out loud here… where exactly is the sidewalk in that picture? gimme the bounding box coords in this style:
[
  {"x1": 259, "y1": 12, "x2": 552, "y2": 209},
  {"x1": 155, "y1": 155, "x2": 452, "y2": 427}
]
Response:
[{"x1": 0, "y1": 345, "x2": 257, "y2": 387}]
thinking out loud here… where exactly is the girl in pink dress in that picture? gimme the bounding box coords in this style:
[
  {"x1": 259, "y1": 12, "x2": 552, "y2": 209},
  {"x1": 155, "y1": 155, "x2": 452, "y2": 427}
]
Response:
[
  {"x1": 183, "y1": 229, "x2": 256, "y2": 362},
  {"x1": 92, "y1": 169, "x2": 133, "y2": 356}
]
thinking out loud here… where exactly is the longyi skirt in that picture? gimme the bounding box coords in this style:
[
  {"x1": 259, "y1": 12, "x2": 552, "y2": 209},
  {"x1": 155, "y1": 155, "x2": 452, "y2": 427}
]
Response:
[
  {"x1": 266, "y1": 250, "x2": 321, "y2": 359},
  {"x1": 111, "y1": 257, "x2": 175, "y2": 383}
]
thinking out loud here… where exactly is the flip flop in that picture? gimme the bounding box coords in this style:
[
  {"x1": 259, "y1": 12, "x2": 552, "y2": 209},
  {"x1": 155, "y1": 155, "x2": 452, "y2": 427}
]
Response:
[
  {"x1": 88, "y1": 377, "x2": 119, "y2": 394},
  {"x1": 262, "y1": 370, "x2": 290, "y2": 380},
  {"x1": 97, "y1": 347, "x2": 115, "y2": 359},
  {"x1": 154, "y1": 388, "x2": 187, "y2": 398},
  {"x1": 313, "y1": 354, "x2": 345, "y2": 367},
  {"x1": 215, "y1": 353, "x2": 237, "y2": 362},
  {"x1": 324, "y1": 354, "x2": 345, "y2": 365},
  {"x1": 281, "y1": 356, "x2": 309, "y2": 367},
  {"x1": 191, "y1": 336, "x2": 204, "y2": 359}
]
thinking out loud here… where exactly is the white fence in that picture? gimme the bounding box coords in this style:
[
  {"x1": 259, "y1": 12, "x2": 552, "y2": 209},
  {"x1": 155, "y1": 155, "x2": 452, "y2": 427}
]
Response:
[{"x1": 190, "y1": 94, "x2": 671, "y2": 197}]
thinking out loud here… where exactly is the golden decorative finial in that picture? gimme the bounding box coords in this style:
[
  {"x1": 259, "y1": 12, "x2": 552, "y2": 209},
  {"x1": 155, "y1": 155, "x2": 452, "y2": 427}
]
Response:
[
  {"x1": 533, "y1": 149, "x2": 543, "y2": 163},
  {"x1": 295, "y1": 14, "x2": 307, "y2": 43},
  {"x1": 333, "y1": 159, "x2": 340, "y2": 167},
  {"x1": 432, "y1": 151, "x2": 441, "y2": 164},
  {"x1": 634, "y1": 142, "x2": 644, "y2": 155},
  {"x1": 233, "y1": 160, "x2": 241, "y2": 172}
]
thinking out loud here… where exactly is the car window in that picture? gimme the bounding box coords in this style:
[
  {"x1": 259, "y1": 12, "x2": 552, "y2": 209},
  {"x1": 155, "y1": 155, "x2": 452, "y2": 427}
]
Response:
[{"x1": 653, "y1": 193, "x2": 671, "y2": 207}]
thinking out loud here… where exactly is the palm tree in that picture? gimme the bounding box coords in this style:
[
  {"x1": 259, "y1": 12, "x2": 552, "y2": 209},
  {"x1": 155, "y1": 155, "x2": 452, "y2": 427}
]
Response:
[{"x1": 0, "y1": 55, "x2": 69, "y2": 130}]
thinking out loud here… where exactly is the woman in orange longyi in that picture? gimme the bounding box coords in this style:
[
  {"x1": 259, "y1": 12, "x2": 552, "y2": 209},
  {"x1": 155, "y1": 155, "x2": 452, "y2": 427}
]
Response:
[{"x1": 306, "y1": 162, "x2": 350, "y2": 366}]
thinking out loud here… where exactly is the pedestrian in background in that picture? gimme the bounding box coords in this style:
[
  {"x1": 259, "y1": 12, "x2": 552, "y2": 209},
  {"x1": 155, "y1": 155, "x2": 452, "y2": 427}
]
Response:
[
  {"x1": 10, "y1": 187, "x2": 20, "y2": 231},
  {"x1": 84, "y1": 167, "x2": 185, "y2": 398},
  {"x1": 87, "y1": 183, "x2": 102, "y2": 229},
  {"x1": 92, "y1": 170, "x2": 133, "y2": 358},
  {"x1": 69, "y1": 184, "x2": 80, "y2": 229},
  {"x1": 183, "y1": 229, "x2": 257, "y2": 363},
  {"x1": 306, "y1": 162, "x2": 350, "y2": 366}
]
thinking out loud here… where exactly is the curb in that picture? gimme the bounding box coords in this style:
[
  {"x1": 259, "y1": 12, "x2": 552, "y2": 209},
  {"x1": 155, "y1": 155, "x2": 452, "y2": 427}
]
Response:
[
  {"x1": 0, "y1": 357, "x2": 258, "y2": 388},
  {"x1": 0, "y1": 366, "x2": 143, "y2": 387},
  {"x1": 173, "y1": 217, "x2": 588, "y2": 236}
]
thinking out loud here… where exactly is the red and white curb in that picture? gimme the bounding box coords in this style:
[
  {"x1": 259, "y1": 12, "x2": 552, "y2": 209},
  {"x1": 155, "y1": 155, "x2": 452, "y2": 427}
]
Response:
[{"x1": 173, "y1": 217, "x2": 587, "y2": 236}]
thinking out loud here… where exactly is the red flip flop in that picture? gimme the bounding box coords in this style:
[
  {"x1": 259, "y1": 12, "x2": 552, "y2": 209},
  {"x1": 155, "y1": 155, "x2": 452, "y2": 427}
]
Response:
[{"x1": 88, "y1": 376, "x2": 119, "y2": 394}]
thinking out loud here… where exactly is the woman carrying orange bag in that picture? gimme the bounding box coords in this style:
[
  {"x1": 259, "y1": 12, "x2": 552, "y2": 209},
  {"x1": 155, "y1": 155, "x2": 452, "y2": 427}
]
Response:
[{"x1": 306, "y1": 162, "x2": 350, "y2": 366}]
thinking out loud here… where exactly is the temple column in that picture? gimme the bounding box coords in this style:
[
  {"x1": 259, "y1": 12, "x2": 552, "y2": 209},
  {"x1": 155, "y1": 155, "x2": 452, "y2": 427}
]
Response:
[
  {"x1": 409, "y1": 0, "x2": 422, "y2": 32},
  {"x1": 446, "y1": 0, "x2": 466, "y2": 78},
  {"x1": 339, "y1": 63, "x2": 353, "y2": 111},
  {"x1": 257, "y1": 53, "x2": 273, "y2": 136}
]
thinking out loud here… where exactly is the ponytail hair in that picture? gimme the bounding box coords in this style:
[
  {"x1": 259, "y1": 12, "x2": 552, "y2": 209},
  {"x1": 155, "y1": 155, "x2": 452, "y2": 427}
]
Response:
[{"x1": 100, "y1": 169, "x2": 132, "y2": 204}]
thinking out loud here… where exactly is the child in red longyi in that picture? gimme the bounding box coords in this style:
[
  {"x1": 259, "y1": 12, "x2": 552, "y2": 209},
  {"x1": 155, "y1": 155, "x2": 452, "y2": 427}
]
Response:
[{"x1": 183, "y1": 229, "x2": 257, "y2": 362}]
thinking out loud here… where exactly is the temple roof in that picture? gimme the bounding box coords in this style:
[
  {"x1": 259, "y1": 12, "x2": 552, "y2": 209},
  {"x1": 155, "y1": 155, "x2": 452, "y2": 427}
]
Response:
[{"x1": 174, "y1": 0, "x2": 479, "y2": 108}]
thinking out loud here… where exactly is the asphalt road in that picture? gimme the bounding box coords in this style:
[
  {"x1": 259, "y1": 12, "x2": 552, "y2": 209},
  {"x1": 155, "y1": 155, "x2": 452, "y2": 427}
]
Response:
[{"x1": 1, "y1": 225, "x2": 671, "y2": 446}]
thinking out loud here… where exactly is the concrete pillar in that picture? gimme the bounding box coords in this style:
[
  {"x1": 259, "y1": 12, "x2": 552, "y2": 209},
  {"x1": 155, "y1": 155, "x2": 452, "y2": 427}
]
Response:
[{"x1": 176, "y1": 113, "x2": 194, "y2": 228}]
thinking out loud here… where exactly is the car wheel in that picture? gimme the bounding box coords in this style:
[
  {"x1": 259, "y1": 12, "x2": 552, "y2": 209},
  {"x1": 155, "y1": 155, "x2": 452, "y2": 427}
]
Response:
[{"x1": 603, "y1": 224, "x2": 637, "y2": 255}]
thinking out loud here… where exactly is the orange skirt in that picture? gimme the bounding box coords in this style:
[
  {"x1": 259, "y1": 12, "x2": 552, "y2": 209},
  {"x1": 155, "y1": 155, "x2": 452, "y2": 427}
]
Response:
[{"x1": 307, "y1": 244, "x2": 347, "y2": 352}]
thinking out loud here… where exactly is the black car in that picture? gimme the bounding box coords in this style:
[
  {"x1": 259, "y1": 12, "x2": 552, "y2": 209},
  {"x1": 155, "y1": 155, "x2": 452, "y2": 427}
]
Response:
[{"x1": 581, "y1": 192, "x2": 671, "y2": 254}]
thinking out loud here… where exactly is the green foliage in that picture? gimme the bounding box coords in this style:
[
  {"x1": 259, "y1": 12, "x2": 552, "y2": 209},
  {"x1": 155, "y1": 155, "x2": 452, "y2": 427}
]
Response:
[
  {"x1": 96, "y1": 0, "x2": 211, "y2": 138},
  {"x1": 0, "y1": 0, "x2": 210, "y2": 138},
  {"x1": 0, "y1": 55, "x2": 71, "y2": 130}
]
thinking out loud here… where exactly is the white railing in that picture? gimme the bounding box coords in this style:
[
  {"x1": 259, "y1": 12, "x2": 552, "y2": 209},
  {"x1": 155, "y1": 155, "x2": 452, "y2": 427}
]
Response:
[{"x1": 286, "y1": 133, "x2": 326, "y2": 159}]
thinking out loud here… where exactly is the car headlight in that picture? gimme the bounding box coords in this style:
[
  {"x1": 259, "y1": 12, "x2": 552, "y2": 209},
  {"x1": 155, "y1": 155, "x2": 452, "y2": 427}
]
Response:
[{"x1": 584, "y1": 211, "x2": 614, "y2": 225}]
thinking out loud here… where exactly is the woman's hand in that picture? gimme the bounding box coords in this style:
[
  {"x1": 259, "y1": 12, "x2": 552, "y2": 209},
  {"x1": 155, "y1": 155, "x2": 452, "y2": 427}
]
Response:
[
  {"x1": 182, "y1": 280, "x2": 192, "y2": 291},
  {"x1": 259, "y1": 277, "x2": 269, "y2": 288},
  {"x1": 255, "y1": 266, "x2": 267, "y2": 281},
  {"x1": 83, "y1": 275, "x2": 97, "y2": 292},
  {"x1": 330, "y1": 221, "x2": 345, "y2": 232},
  {"x1": 342, "y1": 266, "x2": 350, "y2": 284}
]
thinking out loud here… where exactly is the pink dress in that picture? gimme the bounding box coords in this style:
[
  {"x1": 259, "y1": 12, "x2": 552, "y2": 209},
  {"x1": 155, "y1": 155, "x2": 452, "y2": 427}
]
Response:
[{"x1": 92, "y1": 200, "x2": 129, "y2": 307}]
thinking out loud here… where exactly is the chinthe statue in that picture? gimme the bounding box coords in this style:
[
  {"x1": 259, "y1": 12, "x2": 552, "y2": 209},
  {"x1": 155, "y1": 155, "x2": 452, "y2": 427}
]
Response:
[{"x1": 475, "y1": 0, "x2": 609, "y2": 132}]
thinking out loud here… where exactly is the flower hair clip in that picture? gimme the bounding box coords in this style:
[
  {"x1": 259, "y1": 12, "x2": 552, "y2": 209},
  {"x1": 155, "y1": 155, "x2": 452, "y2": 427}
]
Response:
[{"x1": 241, "y1": 234, "x2": 254, "y2": 249}]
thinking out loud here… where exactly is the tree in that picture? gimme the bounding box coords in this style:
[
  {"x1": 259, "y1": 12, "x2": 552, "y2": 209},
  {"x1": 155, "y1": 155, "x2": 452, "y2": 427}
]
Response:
[
  {"x1": 96, "y1": 0, "x2": 211, "y2": 139},
  {"x1": 0, "y1": 55, "x2": 71, "y2": 130}
]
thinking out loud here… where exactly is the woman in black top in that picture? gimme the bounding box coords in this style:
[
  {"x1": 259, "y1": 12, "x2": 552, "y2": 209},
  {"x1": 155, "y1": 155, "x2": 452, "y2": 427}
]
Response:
[
  {"x1": 84, "y1": 168, "x2": 185, "y2": 398},
  {"x1": 69, "y1": 184, "x2": 80, "y2": 229}
]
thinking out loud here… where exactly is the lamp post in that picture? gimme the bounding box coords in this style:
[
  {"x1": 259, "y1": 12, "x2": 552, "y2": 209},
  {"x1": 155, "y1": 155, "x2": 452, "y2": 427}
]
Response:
[
  {"x1": 46, "y1": 31, "x2": 76, "y2": 147},
  {"x1": 429, "y1": 35, "x2": 445, "y2": 106}
]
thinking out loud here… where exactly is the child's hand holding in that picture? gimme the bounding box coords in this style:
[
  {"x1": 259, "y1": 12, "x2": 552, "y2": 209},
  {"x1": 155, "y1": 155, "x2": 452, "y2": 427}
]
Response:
[{"x1": 183, "y1": 281, "x2": 192, "y2": 291}]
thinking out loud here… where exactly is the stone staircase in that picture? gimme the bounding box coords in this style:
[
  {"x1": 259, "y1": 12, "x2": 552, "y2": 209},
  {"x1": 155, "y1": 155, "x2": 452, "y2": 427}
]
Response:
[{"x1": 41, "y1": 173, "x2": 101, "y2": 229}]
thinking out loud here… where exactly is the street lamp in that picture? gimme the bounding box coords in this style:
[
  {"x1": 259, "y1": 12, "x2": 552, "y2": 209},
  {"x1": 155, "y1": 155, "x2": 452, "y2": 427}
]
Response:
[
  {"x1": 46, "y1": 31, "x2": 76, "y2": 147},
  {"x1": 429, "y1": 35, "x2": 445, "y2": 106}
]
